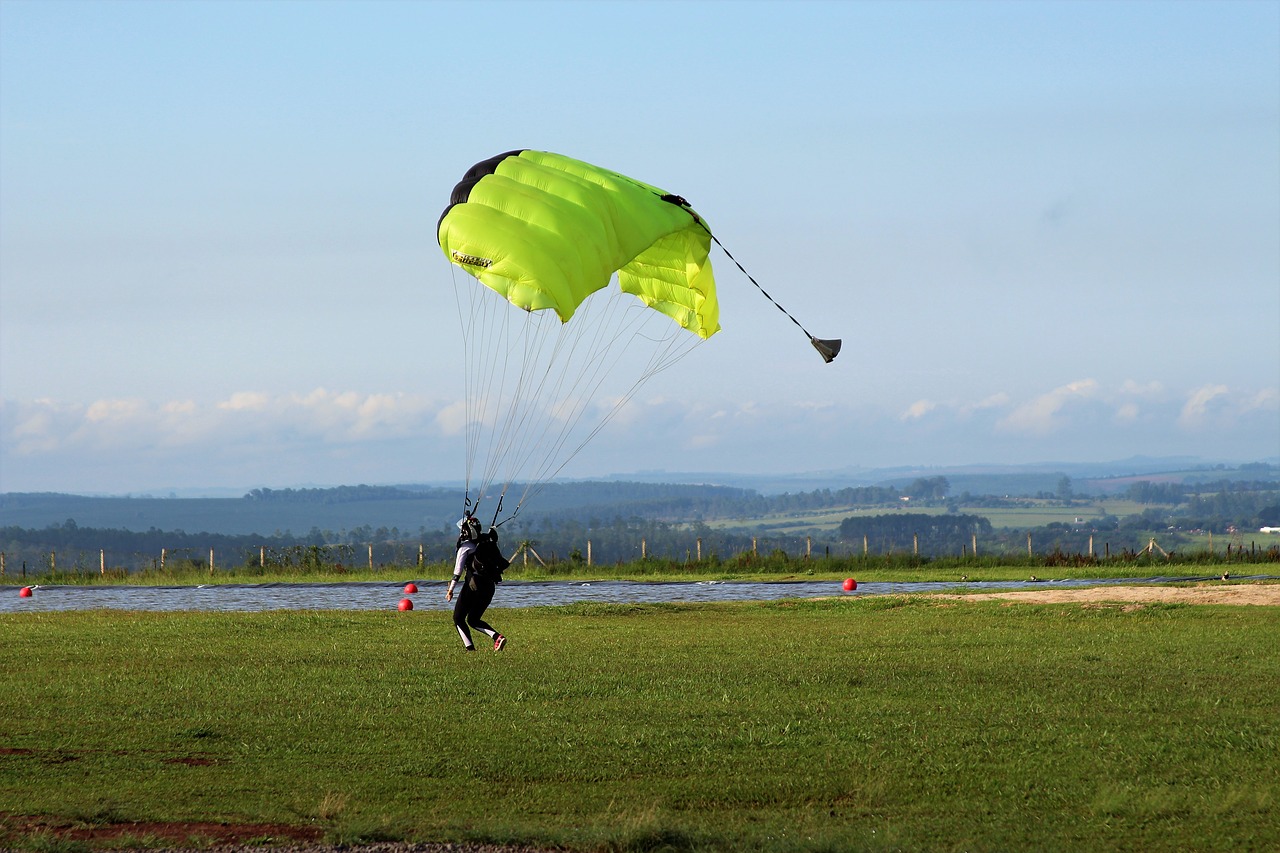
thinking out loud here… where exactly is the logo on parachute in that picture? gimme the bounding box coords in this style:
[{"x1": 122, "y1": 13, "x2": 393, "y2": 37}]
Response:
[{"x1": 452, "y1": 250, "x2": 493, "y2": 269}]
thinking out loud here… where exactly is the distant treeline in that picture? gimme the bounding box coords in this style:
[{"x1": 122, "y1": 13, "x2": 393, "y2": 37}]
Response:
[
  {"x1": 838, "y1": 513, "x2": 994, "y2": 553},
  {"x1": 1119, "y1": 479, "x2": 1280, "y2": 505},
  {"x1": 529, "y1": 484, "x2": 906, "y2": 523},
  {"x1": 0, "y1": 521, "x2": 455, "y2": 575},
  {"x1": 243, "y1": 485, "x2": 434, "y2": 504},
  {"x1": 192, "y1": 479, "x2": 976, "y2": 518}
]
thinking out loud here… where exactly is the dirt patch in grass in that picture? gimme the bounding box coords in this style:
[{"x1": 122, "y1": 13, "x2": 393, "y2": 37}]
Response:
[
  {"x1": 932, "y1": 581, "x2": 1280, "y2": 607},
  {"x1": 1, "y1": 812, "x2": 323, "y2": 846},
  {"x1": 1, "y1": 813, "x2": 562, "y2": 851}
]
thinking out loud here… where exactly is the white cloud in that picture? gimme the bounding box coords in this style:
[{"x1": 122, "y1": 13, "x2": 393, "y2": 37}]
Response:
[
  {"x1": 85, "y1": 398, "x2": 145, "y2": 423},
  {"x1": 4, "y1": 378, "x2": 1277, "y2": 493},
  {"x1": 1119, "y1": 379, "x2": 1164, "y2": 398},
  {"x1": 1178, "y1": 384, "x2": 1231, "y2": 427},
  {"x1": 958, "y1": 392, "x2": 1010, "y2": 418},
  {"x1": 1108, "y1": 380, "x2": 1171, "y2": 424},
  {"x1": 1171, "y1": 385, "x2": 1280, "y2": 434},
  {"x1": 434, "y1": 400, "x2": 469, "y2": 436},
  {"x1": 4, "y1": 391, "x2": 446, "y2": 457},
  {"x1": 9, "y1": 405, "x2": 61, "y2": 454},
  {"x1": 685, "y1": 433, "x2": 720, "y2": 450},
  {"x1": 217, "y1": 391, "x2": 269, "y2": 412},
  {"x1": 901, "y1": 399, "x2": 936, "y2": 420},
  {"x1": 1114, "y1": 402, "x2": 1140, "y2": 423},
  {"x1": 1244, "y1": 388, "x2": 1280, "y2": 413},
  {"x1": 997, "y1": 379, "x2": 1098, "y2": 434}
]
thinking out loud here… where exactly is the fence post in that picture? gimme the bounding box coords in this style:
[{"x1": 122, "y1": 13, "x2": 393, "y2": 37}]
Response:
[
  {"x1": 641, "y1": 538, "x2": 647, "y2": 560},
  {"x1": 100, "y1": 550, "x2": 105, "y2": 575},
  {"x1": 1026, "y1": 533, "x2": 1032, "y2": 557},
  {"x1": 1, "y1": 552, "x2": 4, "y2": 577},
  {"x1": 1089, "y1": 535, "x2": 1094, "y2": 557},
  {"x1": 260, "y1": 546, "x2": 265, "y2": 568},
  {"x1": 587, "y1": 540, "x2": 592, "y2": 566},
  {"x1": 419, "y1": 544, "x2": 424, "y2": 567},
  {"x1": 1207, "y1": 532, "x2": 1213, "y2": 554},
  {"x1": 209, "y1": 548, "x2": 215, "y2": 575},
  {"x1": 368, "y1": 545, "x2": 374, "y2": 572},
  {"x1": 161, "y1": 548, "x2": 166, "y2": 571},
  {"x1": 806, "y1": 537, "x2": 812, "y2": 559},
  {"x1": 913, "y1": 533, "x2": 919, "y2": 556},
  {"x1": 863, "y1": 535, "x2": 868, "y2": 556},
  {"x1": 697, "y1": 538, "x2": 702, "y2": 561},
  {"x1": 752, "y1": 537, "x2": 757, "y2": 555}
]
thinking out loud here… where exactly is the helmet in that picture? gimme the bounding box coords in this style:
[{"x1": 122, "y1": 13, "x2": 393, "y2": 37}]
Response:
[{"x1": 458, "y1": 516, "x2": 482, "y2": 542}]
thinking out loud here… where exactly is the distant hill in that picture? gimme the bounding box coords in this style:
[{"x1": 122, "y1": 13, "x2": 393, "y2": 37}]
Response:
[
  {"x1": 0, "y1": 486, "x2": 461, "y2": 537},
  {"x1": 2, "y1": 458, "x2": 1274, "y2": 536},
  {"x1": 0, "y1": 482, "x2": 759, "y2": 537}
]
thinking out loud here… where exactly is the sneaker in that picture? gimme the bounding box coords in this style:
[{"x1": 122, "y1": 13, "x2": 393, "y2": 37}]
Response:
[{"x1": 493, "y1": 634, "x2": 506, "y2": 651}]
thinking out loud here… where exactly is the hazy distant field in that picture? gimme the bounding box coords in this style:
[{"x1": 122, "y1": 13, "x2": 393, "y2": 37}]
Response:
[{"x1": 711, "y1": 498, "x2": 1154, "y2": 535}]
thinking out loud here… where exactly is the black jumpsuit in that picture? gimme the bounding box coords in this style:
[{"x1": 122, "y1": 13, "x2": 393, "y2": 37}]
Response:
[{"x1": 451, "y1": 535, "x2": 502, "y2": 650}]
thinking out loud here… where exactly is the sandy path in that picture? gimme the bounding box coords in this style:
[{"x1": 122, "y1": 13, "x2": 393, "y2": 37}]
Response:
[{"x1": 929, "y1": 582, "x2": 1280, "y2": 607}]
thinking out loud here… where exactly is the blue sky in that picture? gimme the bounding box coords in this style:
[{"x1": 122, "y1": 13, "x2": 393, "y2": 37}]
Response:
[{"x1": 2, "y1": 0, "x2": 1277, "y2": 494}]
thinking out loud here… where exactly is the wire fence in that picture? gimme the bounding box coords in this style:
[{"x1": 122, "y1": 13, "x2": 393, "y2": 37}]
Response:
[{"x1": 3, "y1": 532, "x2": 1277, "y2": 582}]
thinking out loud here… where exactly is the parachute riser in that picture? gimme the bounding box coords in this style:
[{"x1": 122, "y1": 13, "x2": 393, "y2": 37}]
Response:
[{"x1": 491, "y1": 493, "x2": 505, "y2": 529}]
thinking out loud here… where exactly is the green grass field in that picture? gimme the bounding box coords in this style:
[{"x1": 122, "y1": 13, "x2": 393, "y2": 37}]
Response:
[{"x1": 2, "y1": 597, "x2": 1277, "y2": 851}]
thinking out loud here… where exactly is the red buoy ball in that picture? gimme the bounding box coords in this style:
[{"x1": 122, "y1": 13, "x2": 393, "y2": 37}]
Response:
[
  {"x1": 842, "y1": 578, "x2": 857, "y2": 591},
  {"x1": 403, "y1": 582, "x2": 418, "y2": 594},
  {"x1": 397, "y1": 598, "x2": 413, "y2": 611},
  {"x1": 19, "y1": 586, "x2": 32, "y2": 598}
]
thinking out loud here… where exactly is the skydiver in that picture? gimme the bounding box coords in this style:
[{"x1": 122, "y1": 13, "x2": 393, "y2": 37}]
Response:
[{"x1": 446, "y1": 514, "x2": 509, "y2": 651}]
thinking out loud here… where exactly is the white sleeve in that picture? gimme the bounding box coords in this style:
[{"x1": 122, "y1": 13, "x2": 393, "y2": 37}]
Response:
[{"x1": 453, "y1": 542, "x2": 476, "y2": 578}]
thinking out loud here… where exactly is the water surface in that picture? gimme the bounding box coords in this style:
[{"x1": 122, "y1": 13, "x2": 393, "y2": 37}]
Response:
[{"x1": 3, "y1": 576, "x2": 1263, "y2": 613}]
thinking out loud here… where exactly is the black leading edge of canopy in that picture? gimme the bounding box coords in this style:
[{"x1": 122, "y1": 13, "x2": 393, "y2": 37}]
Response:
[{"x1": 436, "y1": 149, "x2": 528, "y2": 240}]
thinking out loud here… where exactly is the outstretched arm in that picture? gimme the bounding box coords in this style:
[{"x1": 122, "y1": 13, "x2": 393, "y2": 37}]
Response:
[{"x1": 447, "y1": 542, "x2": 476, "y2": 601}]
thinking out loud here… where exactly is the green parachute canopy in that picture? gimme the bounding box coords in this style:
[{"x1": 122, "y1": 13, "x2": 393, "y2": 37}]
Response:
[{"x1": 437, "y1": 149, "x2": 720, "y2": 339}]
